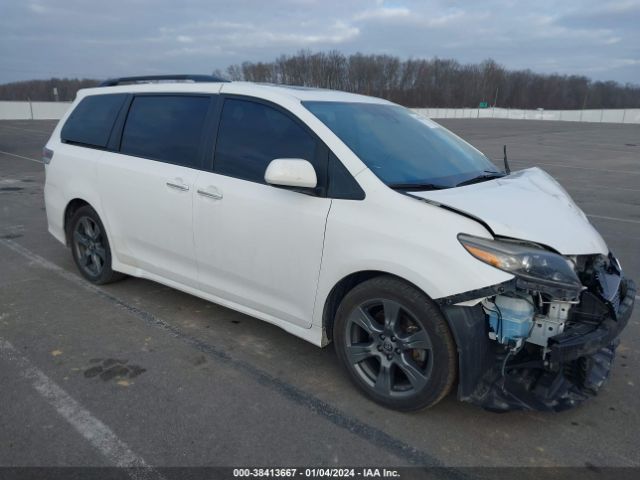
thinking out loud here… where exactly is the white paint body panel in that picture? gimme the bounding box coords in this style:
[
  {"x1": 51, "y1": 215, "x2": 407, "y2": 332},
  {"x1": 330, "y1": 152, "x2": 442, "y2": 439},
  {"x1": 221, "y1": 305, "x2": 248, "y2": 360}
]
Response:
[
  {"x1": 44, "y1": 142, "x2": 103, "y2": 245},
  {"x1": 312, "y1": 170, "x2": 515, "y2": 330},
  {"x1": 193, "y1": 171, "x2": 331, "y2": 328},
  {"x1": 95, "y1": 151, "x2": 200, "y2": 288},
  {"x1": 411, "y1": 167, "x2": 608, "y2": 255},
  {"x1": 43, "y1": 81, "x2": 608, "y2": 348}
]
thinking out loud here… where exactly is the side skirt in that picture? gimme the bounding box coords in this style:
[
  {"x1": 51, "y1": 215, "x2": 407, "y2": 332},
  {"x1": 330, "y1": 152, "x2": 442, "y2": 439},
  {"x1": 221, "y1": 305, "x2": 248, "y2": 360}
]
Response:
[{"x1": 111, "y1": 261, "x2": 326, "y2": 347}]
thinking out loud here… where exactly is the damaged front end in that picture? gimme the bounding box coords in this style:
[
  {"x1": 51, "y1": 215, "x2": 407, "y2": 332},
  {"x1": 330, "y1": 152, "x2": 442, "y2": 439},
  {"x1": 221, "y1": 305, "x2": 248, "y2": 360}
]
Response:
[{"x1": 440, "y1": 238, "x2": 636, "y2": 412}]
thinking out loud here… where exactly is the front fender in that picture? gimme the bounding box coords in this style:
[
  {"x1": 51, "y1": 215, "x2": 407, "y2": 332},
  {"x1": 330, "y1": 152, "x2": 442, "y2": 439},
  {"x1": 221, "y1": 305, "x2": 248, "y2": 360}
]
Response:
[{"x1": 312, "y1": 183, "x2": 514, "y2": 329}]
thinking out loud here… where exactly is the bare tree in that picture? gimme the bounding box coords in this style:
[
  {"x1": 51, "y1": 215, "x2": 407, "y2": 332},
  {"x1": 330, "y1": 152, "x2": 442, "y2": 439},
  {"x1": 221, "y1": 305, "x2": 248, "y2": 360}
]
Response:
[
  {"x1": 222, "y1": 51, "x2": 640, "y2": 109},
  {"x1": 0, "y1": 78, "x2": 99, "y2": 101},
  {"x1": 2, "y1": 53, "x2": 639, "y2": 108}
]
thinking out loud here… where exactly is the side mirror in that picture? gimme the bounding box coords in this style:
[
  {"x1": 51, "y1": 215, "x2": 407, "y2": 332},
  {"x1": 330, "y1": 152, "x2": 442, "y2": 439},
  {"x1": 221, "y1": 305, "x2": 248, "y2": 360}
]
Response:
[{"x1": 265, "y1": 158, "x2": 317, "y2": 189}]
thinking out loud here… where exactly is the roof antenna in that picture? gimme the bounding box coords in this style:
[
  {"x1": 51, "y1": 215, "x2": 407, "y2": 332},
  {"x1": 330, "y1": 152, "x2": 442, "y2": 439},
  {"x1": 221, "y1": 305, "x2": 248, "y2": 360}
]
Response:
[{"x1": 503, "y1": 144, "x2": 511, "y2": 174}]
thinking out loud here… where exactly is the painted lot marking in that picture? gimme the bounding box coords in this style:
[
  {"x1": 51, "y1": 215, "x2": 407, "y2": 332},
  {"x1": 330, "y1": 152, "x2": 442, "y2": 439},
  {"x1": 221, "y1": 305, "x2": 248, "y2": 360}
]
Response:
[
  {"x1": 0, "y1": 150, "x2": 43, "y2": 164},
  {"x1": 0, "y1": 124, "x2": 52, "y2": 135},
  {"x1": 0, "y1": 338, "x2": 162, "y2": 480},
  {"x1": 509, "y1": 159, "x2": 640, "y2": 175},
  {"x1": 0, "y1": 237, "x2": 448, "y2": 468},
  {"x1": 564, "y1": 184, "x2": 640, "y2": 193},
  {"x1": 587, "y1": 214, "x2": 640, "y2": 225}
]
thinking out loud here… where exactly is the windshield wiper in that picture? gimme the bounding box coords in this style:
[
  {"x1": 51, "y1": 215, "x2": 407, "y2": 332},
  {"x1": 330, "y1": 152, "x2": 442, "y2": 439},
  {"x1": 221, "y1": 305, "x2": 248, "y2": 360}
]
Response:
[
  {"x1": 388, "y1": 182, "x2": 450, "y2": 191},
  {"x1": 455, "y1": 171, "x2": 505, "y2": 187}
]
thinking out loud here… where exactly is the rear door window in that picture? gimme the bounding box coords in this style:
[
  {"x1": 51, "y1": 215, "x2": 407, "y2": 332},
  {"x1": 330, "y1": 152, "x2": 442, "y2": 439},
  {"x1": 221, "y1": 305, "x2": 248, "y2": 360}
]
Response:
[
  {"x1": 120, "y1": 95, "x2": 210, "y2": 168},
  {"x1": 214, "y1": 98, "x2": 317, "y2": 183},
  {"x1": 61, "y1": 94, "x2": 127, "y2": 148}
]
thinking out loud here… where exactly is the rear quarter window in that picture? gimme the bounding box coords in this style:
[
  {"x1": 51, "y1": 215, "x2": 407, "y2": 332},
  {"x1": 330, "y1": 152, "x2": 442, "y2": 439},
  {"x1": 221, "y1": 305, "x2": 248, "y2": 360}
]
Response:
[{"x1": 61, "y1": 94, "x2": 127, "y2": 148}]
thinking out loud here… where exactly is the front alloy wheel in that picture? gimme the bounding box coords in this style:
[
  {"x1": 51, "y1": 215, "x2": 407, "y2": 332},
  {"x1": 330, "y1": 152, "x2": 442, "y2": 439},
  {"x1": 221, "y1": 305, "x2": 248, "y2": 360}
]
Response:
[
  {"x1": 334, "y1": 276, "x2": 457, "y2": 411},
  {"x1": 345, "y1": 299, "x2": 433, "y2": 397}
]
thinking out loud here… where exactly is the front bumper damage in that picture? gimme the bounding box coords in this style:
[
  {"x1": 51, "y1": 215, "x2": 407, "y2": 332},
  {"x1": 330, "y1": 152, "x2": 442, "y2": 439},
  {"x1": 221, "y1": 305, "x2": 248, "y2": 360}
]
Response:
[{"x1": 440, "y1": 266, "x2": 636, "y2": 412}]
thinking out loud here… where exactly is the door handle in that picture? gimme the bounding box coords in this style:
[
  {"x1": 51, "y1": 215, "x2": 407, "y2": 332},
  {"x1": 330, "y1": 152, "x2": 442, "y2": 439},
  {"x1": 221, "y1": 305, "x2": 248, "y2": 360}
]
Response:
[
  {"x1": 197, "y1": 188, "x2": 223, "y2": 200},
  {"x1": 166, "y1": 181, "x2": 189, "y2": 191}
]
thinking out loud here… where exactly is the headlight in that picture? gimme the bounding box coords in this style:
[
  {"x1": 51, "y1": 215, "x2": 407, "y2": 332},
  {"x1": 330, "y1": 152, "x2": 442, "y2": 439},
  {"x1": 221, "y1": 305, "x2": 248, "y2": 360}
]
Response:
[{"x1": 458, "y1": 234, "x2": 582, "y2": 290}]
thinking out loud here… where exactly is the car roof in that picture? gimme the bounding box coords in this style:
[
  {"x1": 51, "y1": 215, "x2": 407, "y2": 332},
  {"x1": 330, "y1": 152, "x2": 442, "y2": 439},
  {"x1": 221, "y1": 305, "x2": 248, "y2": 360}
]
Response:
[
  {"x1": 227, "y1": 82, "x2": 391, "y2": 104},
  {"x1": 76, "y1": 81, "x2": 392, "y2": 105}
]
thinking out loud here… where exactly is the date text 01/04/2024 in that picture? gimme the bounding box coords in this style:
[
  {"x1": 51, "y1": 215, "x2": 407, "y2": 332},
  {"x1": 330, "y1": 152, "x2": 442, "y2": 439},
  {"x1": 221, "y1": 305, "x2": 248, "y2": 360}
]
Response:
[{"x1": 232, "y1": 468, "x2": 401, "y2": 478}]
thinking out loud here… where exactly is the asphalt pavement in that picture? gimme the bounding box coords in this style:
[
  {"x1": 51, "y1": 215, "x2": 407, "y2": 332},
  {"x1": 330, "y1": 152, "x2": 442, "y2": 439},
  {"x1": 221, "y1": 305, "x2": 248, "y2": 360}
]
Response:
[{"x1": 0, "y1": 119, "x2": 638, "y2": 471}]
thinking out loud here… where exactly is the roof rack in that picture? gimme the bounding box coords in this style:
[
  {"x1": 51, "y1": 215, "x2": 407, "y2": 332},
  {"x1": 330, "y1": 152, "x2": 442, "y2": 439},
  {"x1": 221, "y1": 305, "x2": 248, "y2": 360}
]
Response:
[{"x1": 98, "y1": 74, "x2": 229, "y2": 87}]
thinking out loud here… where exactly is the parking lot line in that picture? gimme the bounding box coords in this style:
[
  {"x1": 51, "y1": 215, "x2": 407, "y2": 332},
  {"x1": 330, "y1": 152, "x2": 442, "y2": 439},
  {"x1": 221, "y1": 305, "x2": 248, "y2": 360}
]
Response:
[
  {"x1": 0, "y1": 150, "x2": 43, "y2": 163},
  {"x1": 564, "y1": 184, "x2": 640, "y2": 193},
  {"x1": 587, "y1": 214, "x2": 640, "y2": 225},
  {"x1": 0, "y1": 338, "x2": 163, "y2": 480},
  {"x1": 0, "y1": 237, "x2": 447, "y2": 467},
  {"x1": 0, "y1": 124, "x2": 53, "y2": 135},
  {"x1": 508, "y1": 159, "x2": 640, "y2": 175}
]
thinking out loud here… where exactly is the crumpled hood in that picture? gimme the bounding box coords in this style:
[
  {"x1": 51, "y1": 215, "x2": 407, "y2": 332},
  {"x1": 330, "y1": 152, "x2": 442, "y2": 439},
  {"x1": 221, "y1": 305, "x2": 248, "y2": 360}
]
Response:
[{"x1": 411, "y1": 167, "x2": 608, "y2": 255}]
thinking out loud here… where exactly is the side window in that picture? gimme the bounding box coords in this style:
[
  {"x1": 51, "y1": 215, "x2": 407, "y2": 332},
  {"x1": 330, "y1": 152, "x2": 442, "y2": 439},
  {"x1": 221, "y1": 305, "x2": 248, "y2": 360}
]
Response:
[
  {"x1": 120, "y1": 95, "x2": 210, "y2": 168},
  {"x1": 327, "y1": 152, "x2": 365, "y2": 200},
  {"x1": 214, "y1": 98, "x2": 317, "y2": 183},
  {"x1": 61, "y1": 94, "x2": 127, "y2": 148}
]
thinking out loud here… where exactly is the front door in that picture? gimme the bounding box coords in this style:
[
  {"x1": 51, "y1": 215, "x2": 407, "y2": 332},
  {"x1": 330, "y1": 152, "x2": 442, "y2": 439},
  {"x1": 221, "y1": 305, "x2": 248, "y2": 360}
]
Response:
[{"x1": 193, "y1": 97, "x2": 331, "y2": 327}]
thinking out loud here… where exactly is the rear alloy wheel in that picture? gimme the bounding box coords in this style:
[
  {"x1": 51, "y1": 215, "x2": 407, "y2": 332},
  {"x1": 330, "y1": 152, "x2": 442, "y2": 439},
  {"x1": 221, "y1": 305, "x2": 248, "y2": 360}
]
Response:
[
  {"x1": 334, "y1": 276, "x2": 457, "y2": 411},
  {"x1": 69, "y1": 206, "x2": 124, "y2": 284}
]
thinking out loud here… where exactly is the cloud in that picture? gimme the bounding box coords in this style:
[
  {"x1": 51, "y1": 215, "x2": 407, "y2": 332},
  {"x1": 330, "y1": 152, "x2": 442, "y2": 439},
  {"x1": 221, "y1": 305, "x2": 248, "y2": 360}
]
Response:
[
  {"x1": 354, "y1": 6, "x2": 411, "y2": 21},
  {"x1": 217, "y1": 21, "x2": 360, "y2": 48},
  {"x1": 27, "y1": 3, "x2": 47, "y2": 14},
  {"x1": 0, "y1": 0, "x2": 638, "y2": 84}
]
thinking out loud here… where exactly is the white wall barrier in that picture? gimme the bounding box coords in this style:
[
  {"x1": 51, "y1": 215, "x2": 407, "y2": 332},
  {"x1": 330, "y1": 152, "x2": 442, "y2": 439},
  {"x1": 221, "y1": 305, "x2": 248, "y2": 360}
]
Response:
[
  {"x1": 1, "y1": 101, "x2": 639, "y2": 124},
  {"x1": 412, "y1": 107, "x2": 640, "y2": 124},
  {"x1": 0, "y1": 101, "x2": 72, "y2": 120}
]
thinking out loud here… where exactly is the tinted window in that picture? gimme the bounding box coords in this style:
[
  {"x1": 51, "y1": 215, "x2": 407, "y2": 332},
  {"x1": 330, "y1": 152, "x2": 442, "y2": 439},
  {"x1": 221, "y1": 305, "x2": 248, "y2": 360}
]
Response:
[
  {"x1": 120, "y1": 95, "x2": 210, "y2": 168},
  {"x1": 304, "y1": 102, "x2": 500, "y2": 188},
  {"x1": 327, "y1": 152, "x2": 365, "y2": 200},
  {"x1": 214, "y1": 98, "x2": 316, "y2": 183},
  {"x1": 61, "y1": 94, "x2": 127, "y2": 148}
]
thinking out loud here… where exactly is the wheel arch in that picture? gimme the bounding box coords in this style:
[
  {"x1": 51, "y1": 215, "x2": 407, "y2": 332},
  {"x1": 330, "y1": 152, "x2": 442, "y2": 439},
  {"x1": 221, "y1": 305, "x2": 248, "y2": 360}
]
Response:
[
  {"x1": 321, "y1": 270, "x2": 443, "y2": 343},
  {"x1": 63, "y1": 198, "x2": 93, "y2": 245}
]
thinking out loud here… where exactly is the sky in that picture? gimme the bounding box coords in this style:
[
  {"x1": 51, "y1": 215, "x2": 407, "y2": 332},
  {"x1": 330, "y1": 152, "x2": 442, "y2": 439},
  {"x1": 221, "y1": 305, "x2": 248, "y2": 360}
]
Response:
[{"x1": 1, "y1": 0, "x2": 639, "y2": 85}]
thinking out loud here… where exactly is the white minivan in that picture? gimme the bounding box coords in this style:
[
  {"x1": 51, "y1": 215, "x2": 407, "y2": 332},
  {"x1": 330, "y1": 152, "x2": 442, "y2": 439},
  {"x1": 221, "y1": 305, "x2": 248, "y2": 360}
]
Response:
[{"x1": 43, "y1": 75, "x2": 635, "y2": 412}]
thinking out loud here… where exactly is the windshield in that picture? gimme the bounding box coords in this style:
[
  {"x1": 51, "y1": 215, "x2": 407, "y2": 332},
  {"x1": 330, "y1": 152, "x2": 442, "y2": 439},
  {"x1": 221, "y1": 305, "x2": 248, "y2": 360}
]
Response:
[{"x1": 303, "y1": 101, "x2": 501, "y2": 188}]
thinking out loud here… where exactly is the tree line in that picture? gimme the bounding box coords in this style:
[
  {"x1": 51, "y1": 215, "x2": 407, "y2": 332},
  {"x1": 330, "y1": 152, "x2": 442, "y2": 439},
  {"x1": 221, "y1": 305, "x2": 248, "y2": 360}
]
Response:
[
  {"x1": 218, "y1": 50, "x2": 640, "y2": 109},
  {"x1": 2, "y1": 51, "x2": 639, "y2": 109},
  {"x1": 0, "y1": 78, "x2": 99, "y2": 102}
]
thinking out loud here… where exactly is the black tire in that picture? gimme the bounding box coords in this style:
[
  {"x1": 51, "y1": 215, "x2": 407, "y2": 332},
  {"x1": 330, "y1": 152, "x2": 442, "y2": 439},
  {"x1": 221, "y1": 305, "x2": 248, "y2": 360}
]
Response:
[
  {"x1": 68, "y1": 205, "x2": 124, "y2": 285},
  {"x1": 334, "y1": 275, "x2": 457, "y2": 411}
]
